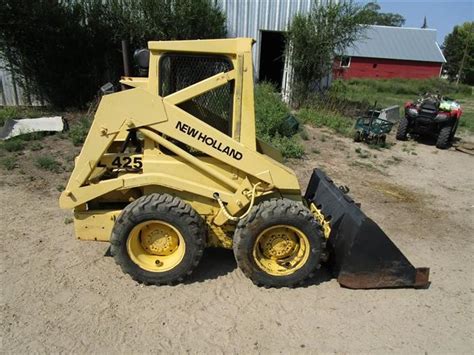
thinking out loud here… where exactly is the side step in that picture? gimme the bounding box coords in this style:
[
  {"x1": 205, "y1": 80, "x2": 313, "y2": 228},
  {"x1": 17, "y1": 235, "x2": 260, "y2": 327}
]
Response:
[{"x1": 304, "y1": 169, "x2": 430, "y2": 289}]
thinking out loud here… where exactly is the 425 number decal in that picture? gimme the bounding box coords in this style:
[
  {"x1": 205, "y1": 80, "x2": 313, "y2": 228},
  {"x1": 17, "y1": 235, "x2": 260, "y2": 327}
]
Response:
[{"x1": 98, "y1": 156, "x2": 143, "y2": 169}]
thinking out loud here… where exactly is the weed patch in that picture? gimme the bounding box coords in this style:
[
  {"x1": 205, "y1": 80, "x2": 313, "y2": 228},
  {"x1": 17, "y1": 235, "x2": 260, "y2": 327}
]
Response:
[
  {"x1": 1, "y1": 156, "x2": 17, "y2": 170},
  {"x1": 69, "y1": 117, "x2": 91, "y2": 146},
  {"x1": 30, "y1": 142, "x2": 43, "y2": 151},
  {"x1": 1, "y1": 138, "x2": 25, "y2": 152},
  {"x1": 0, "y1": 106, "x2": 51, "y2": 126},
  {"x1": 355, "y1": 147, "x2": 370, "y2": 159},
  {"x1": 35, "y1": 155, "x2": 62, "y2": 173},
  {"x1": 266, "y1": 135, "x2": 305, "y2": 159},
  {"x1": 298, "y1": 107, "x2": 353, "y2": 136}
]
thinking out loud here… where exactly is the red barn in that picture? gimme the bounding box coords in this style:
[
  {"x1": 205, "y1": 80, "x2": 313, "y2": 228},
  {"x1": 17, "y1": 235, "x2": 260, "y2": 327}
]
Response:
[{"x1": 333, "y1": 25, "x2": 446, "y2": 80}]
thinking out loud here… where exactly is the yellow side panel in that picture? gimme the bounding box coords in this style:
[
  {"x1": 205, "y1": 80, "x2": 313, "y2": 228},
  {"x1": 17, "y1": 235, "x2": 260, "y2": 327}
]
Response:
[{"x1": 74, "y1": 210, "x2": 121, "y2": 242}]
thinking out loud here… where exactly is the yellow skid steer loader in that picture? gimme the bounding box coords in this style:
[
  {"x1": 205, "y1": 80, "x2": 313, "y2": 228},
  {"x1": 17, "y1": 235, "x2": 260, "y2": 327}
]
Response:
[{"x1": 59, "y1": 38, "x2": 429, "y2": 288}]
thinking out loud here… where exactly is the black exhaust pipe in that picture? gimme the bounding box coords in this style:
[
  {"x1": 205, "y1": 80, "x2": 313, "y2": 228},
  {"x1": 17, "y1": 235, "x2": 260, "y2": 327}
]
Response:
[{"x1": 304, "y1": 169, "x2": 430, "y2": 289}]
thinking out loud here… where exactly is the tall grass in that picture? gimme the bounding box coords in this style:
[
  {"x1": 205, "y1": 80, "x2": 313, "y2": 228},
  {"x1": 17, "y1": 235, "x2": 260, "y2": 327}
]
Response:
[
  {"x1": 255, "y1": 82, "x2": 304, "y2": 158},
  {"x1": 298, "y1": 107, "x2": 353, "y2": 136},
  {"x1": 297, "y1": 77, "x2": 473, "y2": 135}
]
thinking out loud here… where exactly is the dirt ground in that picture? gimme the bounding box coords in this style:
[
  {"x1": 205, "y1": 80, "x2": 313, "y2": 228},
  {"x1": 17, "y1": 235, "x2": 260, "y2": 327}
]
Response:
[{"x1": 1, "y1": 127, "x2": 473, "y2": 354}]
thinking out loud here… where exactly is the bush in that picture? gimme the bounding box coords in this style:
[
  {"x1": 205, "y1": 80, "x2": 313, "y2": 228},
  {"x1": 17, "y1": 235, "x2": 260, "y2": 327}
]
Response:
[
  {"x1": 35, "y1": 155, "x2": 62, "y2": 173},
  {"x1": 0, "y1": 0, "x2": 227, "y2": 108},
  {"x1": 263, "y1": 134, "x2": 305, "y2": 159},
  {"x1": 254, "y1": 82, "x2": 291, "y2": 137},
  {"x1": 1, "y1": 138, "x2": 25, "y2": 152},
  {"x1": 69, "y1": 117, "x2": 91, "y2": 146},
  {"x1": 0, "y1": 106, "x2": 49, "y2": 126},
  {"x1": 1, "y1": 156, "x2": 17, "y2": 170},
  {"x1": 254, "y1": 83, "x2": 305, "y2": 158}
]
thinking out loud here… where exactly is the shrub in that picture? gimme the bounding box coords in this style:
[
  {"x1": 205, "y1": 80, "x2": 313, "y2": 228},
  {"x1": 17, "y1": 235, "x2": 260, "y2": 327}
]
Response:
[
  {"x1": 0, "y1": 106, "x2": 49, "y2": 126},
  {"x1": 254, "y1": 82, "x2": 291, "y2": 137},
  {"x1": 254, "y1": 83, "x2": 305, "y2": 158},
  {"x1": 69, "y1": 117, "x2": 91, "y2": 146},
  {"x1": 1, "y1": 138, "x2": 25, "y2": 152},
  {"x1": 30, "y1": 142, "x2": 43, "y2": 151},
  {"x1": 288, "y1": 2, "x2": 367, "y2": 106},
  {"x1": 0, "y1": 156, "x2": 17, "y2": 170},
  {"x1": 0, "y1": 0, "x2": 227, "y2": 108},
  {"x1": 35, "y1": 155, "x2": 62, "y2": 173},
  {"x1": 268, "y1": 135, "x2": 305, "y2": 159}
]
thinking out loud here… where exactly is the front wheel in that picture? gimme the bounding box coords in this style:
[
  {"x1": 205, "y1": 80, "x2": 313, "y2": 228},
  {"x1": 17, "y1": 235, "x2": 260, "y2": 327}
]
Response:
[
  {"x1": 233, "y1": 199, "x2": 324, "y2": 288},
  {"x1": 450, "y1": 120, "x2": 459, "y2": 141},
  {"x1": 110, "y1": 193, "x2": 206, "y2": 285},
  {"x1": 436, "y1": 124, "x2": 453, "y2": 149}
]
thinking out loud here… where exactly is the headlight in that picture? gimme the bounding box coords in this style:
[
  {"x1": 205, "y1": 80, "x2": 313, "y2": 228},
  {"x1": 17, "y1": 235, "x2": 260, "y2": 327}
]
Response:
[{"x1": 406, "y1": 108, "x2": 418, "y2": 118}]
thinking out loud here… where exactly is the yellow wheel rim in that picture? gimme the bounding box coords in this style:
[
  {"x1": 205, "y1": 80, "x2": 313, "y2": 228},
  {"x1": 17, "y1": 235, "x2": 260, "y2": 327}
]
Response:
[
  {"x1": 253, "y1": 225, "x2": 310, "y2": 276},
  {"x1": 126, "y1": 220, "x2": 185, "y2": 272}
]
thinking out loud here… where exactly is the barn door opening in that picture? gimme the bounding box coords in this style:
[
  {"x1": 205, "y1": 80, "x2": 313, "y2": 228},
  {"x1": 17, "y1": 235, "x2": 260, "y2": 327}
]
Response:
[{"x1": 259, "y1": 30, "x2": 286, "y2": 90}]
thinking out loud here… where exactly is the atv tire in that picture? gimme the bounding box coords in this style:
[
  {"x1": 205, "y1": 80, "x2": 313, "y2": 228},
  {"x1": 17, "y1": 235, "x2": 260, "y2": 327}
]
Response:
[
  {"x1": 436, "y1": 124, "x2": 452, "y2": 149},
  {"x1": 110, "y1": 193, "x2": 206, "y2": 285},
  {"x1": 233, "y1": 198, "x2": 324, "y2": 288},
  {"x1": 450, "y1": 120, "x2": 459, "y2": 141},
  {"x1": 396, "y1": 117, "x2": 409, "y2": 141}
]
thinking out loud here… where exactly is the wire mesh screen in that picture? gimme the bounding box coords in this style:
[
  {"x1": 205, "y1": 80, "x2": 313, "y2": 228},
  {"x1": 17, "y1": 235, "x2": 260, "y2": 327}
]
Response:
[{"x1": 160, "y1": 54, "x2": 234, "y2": 136}]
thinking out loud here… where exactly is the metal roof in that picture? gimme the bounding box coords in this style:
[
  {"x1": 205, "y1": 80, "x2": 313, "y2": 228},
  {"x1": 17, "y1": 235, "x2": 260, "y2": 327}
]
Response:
[{"x1": 343, "y1": 25, "x2": 446, "y2": 63}]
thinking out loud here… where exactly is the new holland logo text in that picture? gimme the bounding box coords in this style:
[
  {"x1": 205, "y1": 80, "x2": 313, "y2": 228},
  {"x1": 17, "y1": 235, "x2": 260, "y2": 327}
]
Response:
[{"x1": 176, "y1": 121, "x2": 243, "y2": 160}]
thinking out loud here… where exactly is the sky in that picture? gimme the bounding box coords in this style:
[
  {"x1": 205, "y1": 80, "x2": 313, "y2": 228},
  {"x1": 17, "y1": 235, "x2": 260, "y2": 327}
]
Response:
[{"x1": 360, "y1": 0, "x2": 473, "y2": 44}]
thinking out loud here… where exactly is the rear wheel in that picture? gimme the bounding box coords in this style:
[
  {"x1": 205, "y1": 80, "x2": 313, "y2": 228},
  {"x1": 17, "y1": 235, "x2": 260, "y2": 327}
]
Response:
[
  {"x1": 436, "y1": 124, "x2": 452, "y2": 149},
  {"x1": 110, "y1": 193, "x2": 206, "y2": 285},
  {"x1": 233, "y1": 199, "x2": 324, "y2": 288},
  {"x1": 354, "y1": 131, "x2": 362, "y2": 142},
  {"x1": 396, "y1": 117, "x2": 409, "y2": 141}
]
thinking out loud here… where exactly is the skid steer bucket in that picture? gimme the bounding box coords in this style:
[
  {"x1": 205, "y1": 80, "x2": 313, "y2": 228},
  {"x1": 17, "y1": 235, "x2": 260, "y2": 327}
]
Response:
[{"x1": 304, "y1": 169, "x2": 430, "y2": 289}]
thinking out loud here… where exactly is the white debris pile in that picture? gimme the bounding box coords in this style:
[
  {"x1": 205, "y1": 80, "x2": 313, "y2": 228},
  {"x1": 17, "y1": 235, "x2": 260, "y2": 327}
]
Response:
[{"x1": 0, "y1": 116, "x2": 64, "y2": 140}]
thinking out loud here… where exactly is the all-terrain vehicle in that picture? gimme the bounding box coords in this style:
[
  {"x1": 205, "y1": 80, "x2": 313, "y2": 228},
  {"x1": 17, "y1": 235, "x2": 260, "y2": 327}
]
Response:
[{"x1": 396, "y1": 93, "x2": 462, "y2": 149}]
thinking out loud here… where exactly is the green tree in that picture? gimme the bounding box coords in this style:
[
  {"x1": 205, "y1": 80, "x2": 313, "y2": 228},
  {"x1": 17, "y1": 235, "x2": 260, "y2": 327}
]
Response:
[
  {"x1": 0, "y1": 0, "x2": 226, "y2": 108},
  {"x1": 443, "y1": 22, "x2": 474, "y2": 85},
  {"x1": 287, "y1": 1, "x2": 367, "y2": 106},
  {"x1": 357, "y1": 2, "x2": 405, "y2": 27}
]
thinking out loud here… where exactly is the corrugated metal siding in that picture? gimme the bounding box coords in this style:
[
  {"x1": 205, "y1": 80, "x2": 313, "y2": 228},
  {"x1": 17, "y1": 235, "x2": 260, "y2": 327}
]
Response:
[
  {"x1": 218, "y1": 0, "x2": 329, "y2": 78},
  {"x1": 344, "y1": 25, "x2": 446, "y2": 63},
  {"x1": 0, "y1": 60, "x2": 43, "y2": 106}
]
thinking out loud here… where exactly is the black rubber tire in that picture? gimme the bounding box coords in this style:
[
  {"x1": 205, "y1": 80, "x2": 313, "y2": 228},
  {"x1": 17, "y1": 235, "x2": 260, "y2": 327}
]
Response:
[
  {"x1": 110, "y1": 193, "x2": 206, "y2": 285},
  {"x1": 354, "y1": 131, "x2": 362, "y2": 142},
  {"x1": 450, "y1": 120, "x2": 459, "y2": 141},
  {"x1": 233, "y1": 198, "x2": 324, "y2": 288},
  {"x1": 396, "y1": 117, "x2": 409, "y2": 141},
  {"x1": 436, "y1": 124, "x2": 452, "y2": 149}
]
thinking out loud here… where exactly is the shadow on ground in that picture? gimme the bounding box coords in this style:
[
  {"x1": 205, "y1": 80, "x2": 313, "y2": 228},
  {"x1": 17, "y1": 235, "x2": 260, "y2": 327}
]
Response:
[
  {"x1": 410, "y1": 133, "x2": 461, "y2": 148},
  {"x1": 186, "y1": 248, "x2": 237, "y2": 283},
  {"x1": 105, "y1": 245, "x2": 334, "y2": 287}
]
